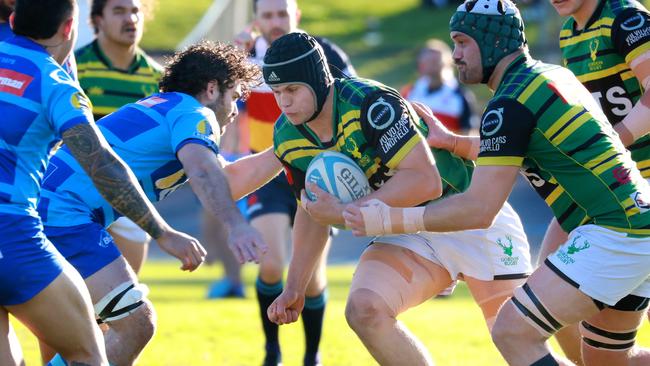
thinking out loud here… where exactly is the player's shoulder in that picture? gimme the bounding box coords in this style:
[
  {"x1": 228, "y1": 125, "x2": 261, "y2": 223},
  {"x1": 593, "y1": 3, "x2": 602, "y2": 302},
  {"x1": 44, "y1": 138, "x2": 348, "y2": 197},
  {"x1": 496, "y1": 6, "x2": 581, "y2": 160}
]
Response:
[
  {"x1": 139, "y1": 49, "x2": 164, "y2": 74},
  {"x1": 609, "y1": 0, "x2": 648, "y2": 18},
  {"x1": 74, "y1": 41, "x2": 99, "y2": 64},
  {"x1": 337, "y1": 77, "x2": 398, "y2": 106}
]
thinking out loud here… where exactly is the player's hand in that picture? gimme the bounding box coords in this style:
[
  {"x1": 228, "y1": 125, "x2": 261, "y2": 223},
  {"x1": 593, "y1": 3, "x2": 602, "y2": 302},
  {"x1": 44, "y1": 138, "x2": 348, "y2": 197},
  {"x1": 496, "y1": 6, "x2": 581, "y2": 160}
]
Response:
[
  {"x1": 343, "y1": 199, "x2": 392, "y2": 236},
  {"x1": 233, "y1": 24, "x2": 256, "y2": 52},
  {"x1": 267, "y1": 288, "x2": 305, "y2": 325},
  {"x1": 156, "y1": 229, "x2": 207, "y2": 271},
  {"x1": 301, "y1": 182, "x2": 345, "y2": 226},
  {"x1": 227, "y1": 222, "x2": 268, "y2": 264},
  {"x1": 412, "y1": 101, "x2": 456, "y2": 151}
]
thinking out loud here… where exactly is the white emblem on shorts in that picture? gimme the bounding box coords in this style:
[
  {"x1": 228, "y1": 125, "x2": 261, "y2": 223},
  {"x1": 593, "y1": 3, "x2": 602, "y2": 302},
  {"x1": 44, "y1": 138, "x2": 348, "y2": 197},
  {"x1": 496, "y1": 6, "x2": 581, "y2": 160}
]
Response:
[{"x1": 99, "y1": 231, "x2": 112, "y2": 248}]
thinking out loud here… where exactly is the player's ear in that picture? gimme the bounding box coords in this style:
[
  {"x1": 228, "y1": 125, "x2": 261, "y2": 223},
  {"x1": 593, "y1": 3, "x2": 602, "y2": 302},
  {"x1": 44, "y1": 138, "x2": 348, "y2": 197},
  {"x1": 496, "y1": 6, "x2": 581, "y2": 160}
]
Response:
[
  {"x1": 61, "y1": 16, "x2": 74, "y2": 40},
  {"x1": 8, "y1": 12, "x2": 13, "y2": 29},
  {"x1": 206, "y1": 80, "x2": 220, "y2": 100}
]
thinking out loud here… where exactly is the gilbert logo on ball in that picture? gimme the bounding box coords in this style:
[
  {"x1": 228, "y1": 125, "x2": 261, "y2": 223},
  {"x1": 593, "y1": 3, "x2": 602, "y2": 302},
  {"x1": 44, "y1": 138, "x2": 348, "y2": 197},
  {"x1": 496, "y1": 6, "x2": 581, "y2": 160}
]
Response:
[{"x1": 305, "y1": 151, "x2": 372, "y2": 203}]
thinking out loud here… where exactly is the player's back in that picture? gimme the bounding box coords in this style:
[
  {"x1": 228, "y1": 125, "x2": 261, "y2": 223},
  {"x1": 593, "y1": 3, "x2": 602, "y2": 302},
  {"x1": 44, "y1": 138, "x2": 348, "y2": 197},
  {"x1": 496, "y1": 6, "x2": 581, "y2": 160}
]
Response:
[
  {"x1": 0, "y1": 35, "x2": 92, "y2": 217},
  {"x1": 39, "y1": 92, "x2": 220, "y2": 227},
  {"x1": 488, "y1": 54, "x2": 650, "y2": 233}
]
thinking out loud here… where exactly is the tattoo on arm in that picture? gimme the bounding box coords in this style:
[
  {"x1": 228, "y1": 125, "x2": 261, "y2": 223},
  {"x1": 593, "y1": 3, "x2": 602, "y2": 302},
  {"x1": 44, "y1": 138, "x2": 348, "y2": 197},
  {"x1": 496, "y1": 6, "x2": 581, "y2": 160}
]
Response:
[{"x1": 62, "y1": 123, "x2": 167, "y2": 238}]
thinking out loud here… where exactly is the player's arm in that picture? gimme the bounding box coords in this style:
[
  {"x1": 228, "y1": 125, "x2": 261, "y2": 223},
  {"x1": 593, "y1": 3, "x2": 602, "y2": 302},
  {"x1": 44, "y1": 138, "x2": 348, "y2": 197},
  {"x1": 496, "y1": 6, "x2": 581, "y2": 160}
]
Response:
[
  {"x1": 611, "y1": 9, "x2": 650, "y2": 145},
  {"x1": 345, "y1": 98, "x2": 534, "y2": 236},
  {"x1": 412, "y1": 101, "x2": 480, "y2": 160},
  {"x1": 178, "y1": 143, "x2": 267, "y2": 263},
  {"x1": 221, "y1": 146, "x2": 283, "y2": 200}
]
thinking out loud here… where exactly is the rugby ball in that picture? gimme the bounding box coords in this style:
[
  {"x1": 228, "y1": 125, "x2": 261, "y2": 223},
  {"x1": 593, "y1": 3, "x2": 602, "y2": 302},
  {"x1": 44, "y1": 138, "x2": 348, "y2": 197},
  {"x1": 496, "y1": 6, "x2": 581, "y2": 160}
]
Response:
[{"x1": 305, "y1": 151, "x2": 372, "y2": 203}]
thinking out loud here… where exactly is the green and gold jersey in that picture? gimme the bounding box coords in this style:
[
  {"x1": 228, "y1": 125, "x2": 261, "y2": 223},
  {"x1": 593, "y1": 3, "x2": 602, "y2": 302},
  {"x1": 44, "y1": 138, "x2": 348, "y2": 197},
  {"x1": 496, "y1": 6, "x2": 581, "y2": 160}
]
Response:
[
  {"x1": 560, "y1": 0, "x2": 650, "y2": 177},
  {"x1": 75, "y1": 40, "x2": 163, "y2": 119},
  {"x1": 273, "y1": 78, "x2": 474, "y2": 205},
  {"x1": 478, "y1": 54, "x2": 650, "y2": 235}
]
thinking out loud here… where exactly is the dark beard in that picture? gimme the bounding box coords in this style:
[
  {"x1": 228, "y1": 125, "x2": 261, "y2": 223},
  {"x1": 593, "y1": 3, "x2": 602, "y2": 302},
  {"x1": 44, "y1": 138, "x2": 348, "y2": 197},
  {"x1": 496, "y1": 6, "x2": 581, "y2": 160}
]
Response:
[{"x1": 0, "y1": 4, "x2": 12, "y2": 22}]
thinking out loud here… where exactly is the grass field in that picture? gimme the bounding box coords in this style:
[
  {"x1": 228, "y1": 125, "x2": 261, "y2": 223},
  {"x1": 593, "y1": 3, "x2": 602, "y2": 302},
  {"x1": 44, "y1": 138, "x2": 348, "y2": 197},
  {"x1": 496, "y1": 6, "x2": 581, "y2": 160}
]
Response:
[{"x1": 12, "y1": 261, "x2": 650, "y2": 365}]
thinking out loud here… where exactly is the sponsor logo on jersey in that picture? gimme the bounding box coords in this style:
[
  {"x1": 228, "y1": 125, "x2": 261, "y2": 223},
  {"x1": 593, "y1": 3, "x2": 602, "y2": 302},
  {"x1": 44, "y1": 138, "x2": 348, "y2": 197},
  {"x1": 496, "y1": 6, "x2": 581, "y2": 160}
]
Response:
[
  {"x1": 379, "y1": 113, "x2": 410, "y2": 154},
  {"x1": 99, "y1": 230, "x2": 112, "y2": 248},
  {"x1": 136, "y1": 96, "x2": 167, "y2": 108},
  {"x1": 267, "y1": 71, "x2": 281, "y2": 82},
  {"x1": 0, "y1": 68, "x2": 33, "y2": 97},
  {"x1": 622, "y1": 13, "x2": 646, "y2": 31},
  {"x1": 481, "y1": 108, "x2": 503, "y2": 137},
  {"x1": 623, "y1": 14, "x2": 650, "y2": 46},
  {"x1": 613, "y1": 166, "x2": 632, "y2": 184},
  {"x1": 367, "y1": 97, "x2": 396, "y2": 130},
  {"x1": 480, "y1": 136, "x2": 507, "y2": 153},
  {"x1": 632, "y1": 191, "x2": 650, "y2": 213}
]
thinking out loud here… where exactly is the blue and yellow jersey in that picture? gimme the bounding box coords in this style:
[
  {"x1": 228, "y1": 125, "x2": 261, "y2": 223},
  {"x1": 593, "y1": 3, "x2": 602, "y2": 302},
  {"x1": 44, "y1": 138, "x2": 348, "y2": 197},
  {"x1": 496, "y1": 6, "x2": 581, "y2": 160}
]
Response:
[
  {"x1": 479, "y1": 54, "x2": 650, "y2": 234},
  {"x1": 0, "y1": 35, "x2": 93, "y2": 217},
  {"x1": 75, "y1": 40, "x2": 162, "y2": 119},
  {"x1": 273, "y1": 78, "x2": 473, "y2": 204},
  {"x1": 560, "y1": 0, "x2": 650, "y2": 177},
  {"x1": 38, "y1": 92, "x2": 220, "y2": 227}
]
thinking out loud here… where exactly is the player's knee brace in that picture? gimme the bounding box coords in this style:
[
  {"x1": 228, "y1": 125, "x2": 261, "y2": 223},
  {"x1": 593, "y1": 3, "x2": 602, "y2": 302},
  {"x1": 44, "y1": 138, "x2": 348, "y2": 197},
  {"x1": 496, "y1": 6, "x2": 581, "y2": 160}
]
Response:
[
  {"x1": 579, "y1": 321, "x2": 637, "y2": 351},
  {"x1": 510, "y1": 283, "x2": 564, "y2": 337},
  {"x1": 94, "y1": 281, "x2": 149, "y2": 324}
]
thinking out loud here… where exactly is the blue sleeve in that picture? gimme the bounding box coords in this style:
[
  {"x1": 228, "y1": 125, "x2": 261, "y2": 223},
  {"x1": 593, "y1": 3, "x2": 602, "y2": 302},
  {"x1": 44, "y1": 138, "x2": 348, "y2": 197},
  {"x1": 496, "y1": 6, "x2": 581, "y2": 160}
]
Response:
[
  {"x1": 45, "y1": 67, "x2": 93, "y2": 137},
  {"x1": 170, "y1": 110, "x2": 220, "y2": 155}
]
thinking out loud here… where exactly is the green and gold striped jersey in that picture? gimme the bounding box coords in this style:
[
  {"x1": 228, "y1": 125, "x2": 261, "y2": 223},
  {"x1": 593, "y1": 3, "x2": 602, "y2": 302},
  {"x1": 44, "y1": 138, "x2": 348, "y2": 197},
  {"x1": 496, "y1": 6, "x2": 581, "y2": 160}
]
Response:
[
  {"x1": 478, "y1": 54, "x2": 650, "y2": 235},
  {"x1": 75, "y1": 40, "x2": 163, "y2": 119},
  {"x1": 273, "y1": 78, "x2": 474, "y2": 205},
  {"x1": 560, "y1": 0, "x2": 650, "y2": 177}
]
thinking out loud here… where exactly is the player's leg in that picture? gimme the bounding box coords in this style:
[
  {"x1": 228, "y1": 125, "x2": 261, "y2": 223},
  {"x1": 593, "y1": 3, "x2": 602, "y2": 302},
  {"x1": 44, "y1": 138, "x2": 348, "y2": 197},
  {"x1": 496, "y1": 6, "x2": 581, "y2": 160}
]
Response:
[
  {"x1": 204, "y1": 208, "x2": 244, "y2": 298},
  {"x1": 537, "y1": 218, "x2": 583, "y2": 364},
  {"x1": 0, "y1": 306, "x2": 24, "y2": 366},
  {"x1": 465, "y1": 276, "x2": 526, "y2": 330},
  {"x1": 579, "y1": 303, "x2": 649, "y2": 366},
  {"x1": 1, "y1": 215, "x2": 106, "y2": 365},
  {"x1": 44, "y1": 223, "x2": 153, "y2": 365},
  {"x1": 108, "y1": 217, "x2": 151, "y2": 274},
  {"x1": 345, "y1": 242, "x2": 452, "y2": 365},
  {"x1": 85, "y1": 256, "x2": 155, "y2": 365},
  {"x1": 492, "y1": 224, "x2": 650, "y2": 365},
  {"x1": 302, "y1": 236, "x2": 331, "y2": 366}
]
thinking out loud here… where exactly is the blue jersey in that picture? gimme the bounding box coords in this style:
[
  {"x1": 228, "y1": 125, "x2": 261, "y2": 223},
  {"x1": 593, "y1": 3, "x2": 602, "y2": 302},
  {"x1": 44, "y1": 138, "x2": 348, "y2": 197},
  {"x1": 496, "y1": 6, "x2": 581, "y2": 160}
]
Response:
[
  {"x1": 0, "y1": 36, "x2": 92, "y2": 217},
  {"x1": 39, "y1": 92, "x2": 221, "y2": 227}
]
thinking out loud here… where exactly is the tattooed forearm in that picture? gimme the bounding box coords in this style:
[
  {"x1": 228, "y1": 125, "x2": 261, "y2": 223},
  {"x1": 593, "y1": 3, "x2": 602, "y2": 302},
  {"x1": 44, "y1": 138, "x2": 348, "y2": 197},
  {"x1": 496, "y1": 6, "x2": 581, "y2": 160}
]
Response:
[
  {"x1": 190, "y1": 164, "x2": 246, "y2": 229},
  {"x1": 62, "y1": 123, "x2": 168, "y2": 238}
]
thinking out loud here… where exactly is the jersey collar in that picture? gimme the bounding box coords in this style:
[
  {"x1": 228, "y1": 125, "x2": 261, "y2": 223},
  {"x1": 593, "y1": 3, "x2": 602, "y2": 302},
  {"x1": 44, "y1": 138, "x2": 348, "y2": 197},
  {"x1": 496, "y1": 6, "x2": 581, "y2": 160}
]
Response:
[{"x1": 92, "y1": 39, "x2": 143, "y2": 74}]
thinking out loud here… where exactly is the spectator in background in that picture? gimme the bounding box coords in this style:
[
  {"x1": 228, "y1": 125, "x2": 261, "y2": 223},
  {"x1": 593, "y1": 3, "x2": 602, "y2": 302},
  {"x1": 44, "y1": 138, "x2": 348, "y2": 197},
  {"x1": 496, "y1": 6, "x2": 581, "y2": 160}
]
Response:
[
  {"x1": 402, "y1": 39, "x2": 479, "y2": 135},
  {"x1": 75, "y1": 0, "x2": 162, "y2": 275}
]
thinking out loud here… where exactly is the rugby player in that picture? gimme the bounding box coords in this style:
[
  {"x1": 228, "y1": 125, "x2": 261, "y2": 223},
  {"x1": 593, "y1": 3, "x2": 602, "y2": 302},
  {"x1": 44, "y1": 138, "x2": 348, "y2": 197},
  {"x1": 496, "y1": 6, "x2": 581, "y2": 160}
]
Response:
[
  {"x1": 0, "y1": 0, "x2": 201, "y2": 364},
  {"x1": 344, "y1": 1, "x2": 650, "y2": 365},
  {"x1": 36, "y1": 41, "x2": 277, "y2": 365},
  {"x1": 223, "y1": 1, "x2": 355, "y2": 364},
  {"x1": 263, "y1": 32, "x2": 533, "y2": 365}
]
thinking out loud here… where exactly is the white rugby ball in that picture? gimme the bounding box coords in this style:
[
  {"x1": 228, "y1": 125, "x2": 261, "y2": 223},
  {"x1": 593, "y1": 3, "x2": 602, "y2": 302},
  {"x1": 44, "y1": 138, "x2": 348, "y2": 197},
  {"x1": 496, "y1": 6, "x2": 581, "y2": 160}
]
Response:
[{"x1": 305, "y1": 151, "x2": 372, "y2": 203}]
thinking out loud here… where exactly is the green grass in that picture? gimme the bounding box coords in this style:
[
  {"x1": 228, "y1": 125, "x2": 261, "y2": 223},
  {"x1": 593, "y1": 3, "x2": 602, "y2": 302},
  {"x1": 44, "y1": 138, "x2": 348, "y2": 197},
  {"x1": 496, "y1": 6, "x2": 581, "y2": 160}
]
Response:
[
  {"x1": 140, "y1": 0, "x2": 214, "y2": 50},
  {"x1": 12, "y1": 261, "x2": 650, "y2": 365}
]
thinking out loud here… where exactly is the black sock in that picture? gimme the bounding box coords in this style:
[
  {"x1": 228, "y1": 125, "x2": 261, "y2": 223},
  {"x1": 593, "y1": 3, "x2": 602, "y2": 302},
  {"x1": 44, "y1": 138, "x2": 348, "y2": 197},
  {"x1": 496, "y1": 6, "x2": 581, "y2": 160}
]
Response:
[
  {"x1": 530, "y1": 353, "x2": 560, "y2": 366},
  {"x1": 256, "y1": 277, "x2": 283, "y2": 363},
  {"x1": 301, "y1": 291, "x2": 327, "y2": 366}
]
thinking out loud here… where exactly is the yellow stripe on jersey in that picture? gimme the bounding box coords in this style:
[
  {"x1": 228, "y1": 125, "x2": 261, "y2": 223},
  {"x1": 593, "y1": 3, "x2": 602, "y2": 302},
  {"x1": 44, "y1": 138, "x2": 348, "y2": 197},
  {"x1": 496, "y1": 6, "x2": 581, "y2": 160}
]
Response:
[
  {"x1": 80, "y1": 70, "x2": 159, "y2": 84},
  {"x1": 544, "y1": 106, "x2": 584, "y2": 139},
  {"x1": 625, "y1": 42, "x2": 650, "y2": 65},
  {"x1": 276, "y1": 138, "x2": 313, "y2": 159},
  {"x1": 92, "y1": 106, "x2": 118, "y2": 116},
  {"x1": 602, "y1": 226, "x2": 650, "y2": 236},
  {"x1": 623, "y1": 197, "x2": 641, "y2": 216},
  {"x1": 550, "y1": 112, "x2": 592, "y2": 145},
  {"x1": 584, "y1": 150, "x2": 618, "y2": 170},
  {"x1": 283, "y1": 145, "x2": 321, "y2": 162},
  {"x1": 576, "y1": 63, "x2": 631, "y2": 83},
  {"x1": 545, "y1": 185, "x2": 565, "y2": 206},
  {"x1": 516, "y1": 74, "x2": 546, "y2": 104},
  {"x1": 477, "y1": 156, "x2": 524, "y2": 166},
  {"x1": 340, "y1": 110, "x2": 361, "y2": 136},
  {"x1": 558, "y1": 18, "x2": 613, "y2": 48},
  {"x1": 593, "y1": 156, "x2": 623, "y2": 176},
  {"x1": 385, "y1": 135, "x2": 421, "y2": 169}
]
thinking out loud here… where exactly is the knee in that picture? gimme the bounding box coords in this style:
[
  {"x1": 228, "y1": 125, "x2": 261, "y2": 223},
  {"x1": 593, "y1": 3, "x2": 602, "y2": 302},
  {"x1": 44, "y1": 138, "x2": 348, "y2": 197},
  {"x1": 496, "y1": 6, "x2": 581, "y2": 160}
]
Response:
[
  {"x1": 491, "y1": 303, "x2": 527, "y2": 349},
  {"x1": 132, "y1": 301, "x2": 156, "y2": 342},
  {"x1": 259, "y1": 259, "x2": 284, "y2": 284},
  {"x1": 345, "y1": 289, "x2": 391, "y2": 334}
]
